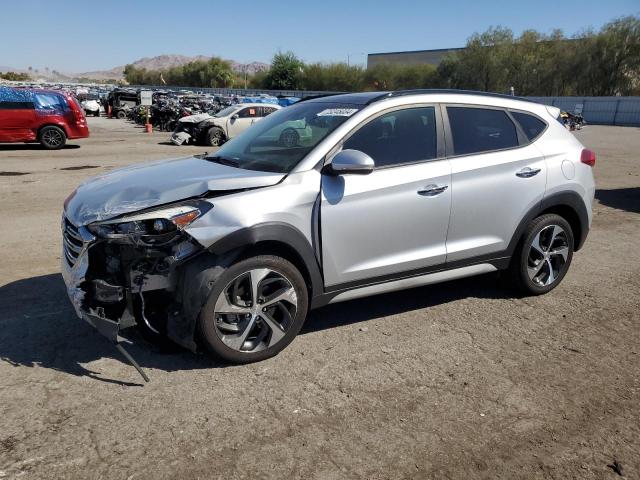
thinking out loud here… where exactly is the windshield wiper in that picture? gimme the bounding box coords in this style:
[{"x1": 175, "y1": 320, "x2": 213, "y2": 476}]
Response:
[{"x1": 205, "y1": 155, "x2": 240, "y2": 168}]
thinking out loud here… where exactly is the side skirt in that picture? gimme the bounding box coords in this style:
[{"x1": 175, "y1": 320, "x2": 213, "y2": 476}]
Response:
[{"x1": 310, "y1": 255, "x2": 509, "y2": 309}]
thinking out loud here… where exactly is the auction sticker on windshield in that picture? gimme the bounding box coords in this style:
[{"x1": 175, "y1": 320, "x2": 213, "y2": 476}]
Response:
[{"x1": 316, "y1": 108, "x2": 358, "y2": 117}]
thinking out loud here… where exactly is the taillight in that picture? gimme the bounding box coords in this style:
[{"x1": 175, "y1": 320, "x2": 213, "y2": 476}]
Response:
[{"x1": 580, "y1": 149, "x2": 596, "y2": 167}]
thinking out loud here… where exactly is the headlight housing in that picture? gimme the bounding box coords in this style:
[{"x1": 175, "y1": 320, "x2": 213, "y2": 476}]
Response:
[{"x1": 88, "y1": 200, "x2": 212, "y2": 245}]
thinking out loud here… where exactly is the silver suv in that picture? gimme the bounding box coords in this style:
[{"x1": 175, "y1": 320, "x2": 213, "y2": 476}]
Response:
[{"x1": 62, "y1": 90, "x2": 596, "y2": 366}]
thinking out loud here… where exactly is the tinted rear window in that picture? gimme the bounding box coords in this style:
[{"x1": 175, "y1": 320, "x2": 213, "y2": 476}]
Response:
[
  {"x1": 447, "y1": 107, "x2": 519, "y2": 155},
  {"x1": 511, "y1": 111, "x2": 547, "y2": 141},
  {"x1": 34, "y1": 93, "x2": 69, "y2": 112}
]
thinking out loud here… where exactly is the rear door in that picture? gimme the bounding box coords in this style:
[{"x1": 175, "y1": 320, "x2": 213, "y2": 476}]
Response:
[
  {"x1": 0, "y1": 89, "x2": 36, "y2": 142},
  {"x1": 321, "y1": 105, "x2": 452, "y2": 287},
  {"x1": 443, "y1": 105, "x2": 547, "y2": 263}
]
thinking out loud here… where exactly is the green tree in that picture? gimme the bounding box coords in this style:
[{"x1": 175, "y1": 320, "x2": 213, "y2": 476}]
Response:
[
  {"x1": 0, "y1": 71, "x2": 31, "y2": 81},
  {"x1": 263, "y1": 51, "x2": 304, "y2": 90}
]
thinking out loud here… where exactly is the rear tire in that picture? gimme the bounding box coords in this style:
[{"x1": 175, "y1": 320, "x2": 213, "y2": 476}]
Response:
[
  {"x1": 509, "y1": 214, "x2": 574, "y2": 295},
  {"x1": 116, "y1": 110, "x2": 126, "y2": 119},
  {"x1": 197, "y1": 255, "x2": 308, "y2": 364},
  {"x1": 39, "y1": 126, "x2": 66, "y2": 150}
]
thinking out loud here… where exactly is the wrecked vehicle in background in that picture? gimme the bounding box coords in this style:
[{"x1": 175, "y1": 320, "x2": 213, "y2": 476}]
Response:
[
  {"x1": 106, "y1": 88, "x2": 138, "y2": 119},
  {"x1": 171, "y1": 103, "x2": 280, "y2": 146},
  {"x1": 80, "y1": 98, "x2": 101, "y2": 117},
  {"x1": 62, "y1": 91, "x2": 596, "y2": 383}
]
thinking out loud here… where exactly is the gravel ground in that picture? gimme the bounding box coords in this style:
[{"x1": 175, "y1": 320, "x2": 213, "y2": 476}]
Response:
[{"x1": 0, "y1": 118, "x2": 638, "y2": 480}]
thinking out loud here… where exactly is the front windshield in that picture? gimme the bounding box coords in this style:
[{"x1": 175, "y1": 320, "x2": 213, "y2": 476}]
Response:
[
  {"x1": 214, "y1": 105, "x2": 241, "y2": 117},
  {"x1": 206, "y1": 101, "x2": 362, "y2": 173}
]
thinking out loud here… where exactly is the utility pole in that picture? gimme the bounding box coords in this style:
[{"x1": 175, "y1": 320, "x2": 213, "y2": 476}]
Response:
[{"x1": 347, "y1": 52, "x2": 365, "y2": 67}]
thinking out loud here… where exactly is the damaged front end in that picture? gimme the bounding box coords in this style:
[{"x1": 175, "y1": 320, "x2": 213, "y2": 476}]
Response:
[{"x1": 61, "y1": 200, "x2": 212, "y2": 358}]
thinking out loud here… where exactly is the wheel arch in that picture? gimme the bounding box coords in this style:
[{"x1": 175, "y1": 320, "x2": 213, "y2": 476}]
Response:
[
  {"x1": 165, "y1": 223, "x2": 324, "y2": 351},
  {"x1": 208, "y1": 222, "x2": 323, "y2": 300},
  {"x1": 37, "y1": 123, "x2": 69, "y2": 140},
  {"x1": 508, "y1": 191, "x2": 589, "y2": 255}
]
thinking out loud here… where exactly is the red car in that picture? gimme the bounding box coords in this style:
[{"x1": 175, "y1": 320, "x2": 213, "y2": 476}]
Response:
[{"x1": 0, "y1": 87, "x2": 89, "y2": 149}]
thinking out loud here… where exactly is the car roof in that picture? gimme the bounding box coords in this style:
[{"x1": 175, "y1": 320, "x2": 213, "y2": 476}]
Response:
[
  {"x1": 235, "y1": 103, "x2": 281, "y2": 108},
  {"x1": 302, "y1": 89, "x2": 537, "y2": 106}
]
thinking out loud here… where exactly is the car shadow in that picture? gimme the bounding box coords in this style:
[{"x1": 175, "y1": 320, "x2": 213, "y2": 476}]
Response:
[
  {"x1": 595, "y1": 187, "x2": 640, "y2": 214},
  {"x1": 0, "y1": 144, "x2": 81, "y2": 151},
  {"x1": 303, "y1": 272, "x2": 511, "y2": 334},
  {"x1": 0, "y1": 274, "x2": 222, "y2": 387},
  {"x1": 0, "y1": 271, "x2": 512, "y2": 385}
]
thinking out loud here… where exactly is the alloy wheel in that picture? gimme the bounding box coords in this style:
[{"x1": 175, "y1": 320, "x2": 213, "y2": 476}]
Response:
[
  {"x1": 42, "y1": 129, "x2": 63, "y2": 147},
  {"x1": 527, "y1": 224, "x2": 570, "y2": 286},
  {"x1": 213, "y1": 268, "x2": 298, "y2": 352}
]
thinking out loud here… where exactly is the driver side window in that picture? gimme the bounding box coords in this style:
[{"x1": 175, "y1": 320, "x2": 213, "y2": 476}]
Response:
[
  {"x1": 238, "y1": 107, "x2": 258, "y2": 118},
  {"x1": 343, "y1": 107, "x2": 438, "y2": 168}
]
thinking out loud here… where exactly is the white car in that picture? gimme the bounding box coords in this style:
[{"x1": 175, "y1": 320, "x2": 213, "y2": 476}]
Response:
[
  {"x1": 81, "y1": 99, "x2": 101, "y2": 117},
  {"x1": 171, "y1": 103, "x2": 281, "y2": 147}
]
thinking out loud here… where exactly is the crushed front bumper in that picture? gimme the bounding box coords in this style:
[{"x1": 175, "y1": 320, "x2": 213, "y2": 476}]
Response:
[{"x1": 60, "y1": 223, "x2": 136, "y2": 343}]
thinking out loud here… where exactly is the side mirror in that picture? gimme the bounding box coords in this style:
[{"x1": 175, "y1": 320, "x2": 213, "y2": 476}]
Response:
[
  {"x1": 325, "y1": 149, "x2": 375, "y2": 175},
  {"x1": 231, "y1": 114, "x2": 239, "y2": 120}
]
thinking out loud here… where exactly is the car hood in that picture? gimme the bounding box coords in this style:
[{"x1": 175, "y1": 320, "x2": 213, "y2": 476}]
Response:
[
  {"x1": 64, "y1": 156, "x2": 285, "y2": 226},
  {"x1": 178, "y1": 112, "x2": 213, "y2": 124}
]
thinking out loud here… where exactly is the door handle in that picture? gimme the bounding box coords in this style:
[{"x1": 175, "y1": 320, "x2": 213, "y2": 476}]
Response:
[
  {"x1": 417, "y1": 184, "x2": 448, "y2": 196},
  {"x1": 516, "y1": 167, "x2": 541, "y2": 178}
]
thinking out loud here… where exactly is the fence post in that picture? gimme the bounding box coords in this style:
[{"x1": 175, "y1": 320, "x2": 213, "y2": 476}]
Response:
[{"x1": 613, "y1": 98, "x2": 621, "y2": 126}]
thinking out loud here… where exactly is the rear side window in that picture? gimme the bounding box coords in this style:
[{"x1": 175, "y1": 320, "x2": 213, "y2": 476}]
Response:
[
  {"x1": 344, "y1": 107, "x2": 438, "y2": 168},
  {"x1": 447, "y1": 107, "x2": 518, "y2": 155},
  {"x1": 34, "y1": 93, "x2": 69, "y2": 113},
  {"x1": 510, "y1": 111, "x2": 547, "y2": 141}
]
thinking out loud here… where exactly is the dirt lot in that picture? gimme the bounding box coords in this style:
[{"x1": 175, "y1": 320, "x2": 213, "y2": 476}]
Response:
[{"x1": 0, "y1": 118, "x2": 638, "y2": 480}]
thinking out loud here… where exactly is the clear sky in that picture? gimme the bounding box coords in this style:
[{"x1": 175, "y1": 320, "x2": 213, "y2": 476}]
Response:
[{"x1": 1, "y1": 0, "x2": 637, "y2": 73}]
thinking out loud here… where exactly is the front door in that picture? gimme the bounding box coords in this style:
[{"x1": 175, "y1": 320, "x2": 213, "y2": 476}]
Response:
[
  {"x1": 227, "y1": 106, "x2": 258, "y2": 138},
  {"x1": 321, "y1": 106, "x2": 452, "y2": 287}
]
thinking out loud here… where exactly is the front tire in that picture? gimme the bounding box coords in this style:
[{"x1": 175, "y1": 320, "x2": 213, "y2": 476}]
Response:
[
  {"x1": 206, "y1": 126, "x2": 225, "y2": 147},
  {"x1": 197, "y1": 255, "x2": 308, "y2": 363},
  {"x1": 509, "y1": 214, "x2": 574, "y2": 295},
  {"x1": 39, "y1": 126, "x2": 66, "y2": 150},
  {"x1": 279, "y1": 128, "x2": 299, "y2": 147}
]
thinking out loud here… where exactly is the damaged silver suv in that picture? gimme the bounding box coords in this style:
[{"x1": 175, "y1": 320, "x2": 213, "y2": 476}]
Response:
[{"x1": 62, "y1": 90, "x2": 595, "y2": 369}]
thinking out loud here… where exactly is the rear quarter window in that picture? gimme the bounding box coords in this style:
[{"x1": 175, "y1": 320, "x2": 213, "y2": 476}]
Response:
[{"x1": 510, "y1": 111, "x2": 547, "y2": 141}]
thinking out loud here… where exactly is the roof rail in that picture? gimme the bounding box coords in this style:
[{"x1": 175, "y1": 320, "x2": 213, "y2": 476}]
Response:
[
  {"x1": 366, "y1": 89, "x2": 533, "y2": 105},
  {"x1": 296, "y1": 93, "x2": 343, "y2": 103}
]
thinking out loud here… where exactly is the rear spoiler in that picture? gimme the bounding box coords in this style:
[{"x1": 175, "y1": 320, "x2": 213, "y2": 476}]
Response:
[{"x1": 545, "y1": 105, "x2": 561, "y2": 119}]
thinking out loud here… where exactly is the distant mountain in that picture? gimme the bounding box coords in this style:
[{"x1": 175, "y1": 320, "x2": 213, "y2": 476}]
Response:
[
  {"x1": 1, "y1": 55, "x2": 270, "y2": 83},
  {"x1": 77, "y1": 55, "x2": 269, "y2": 81}
]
